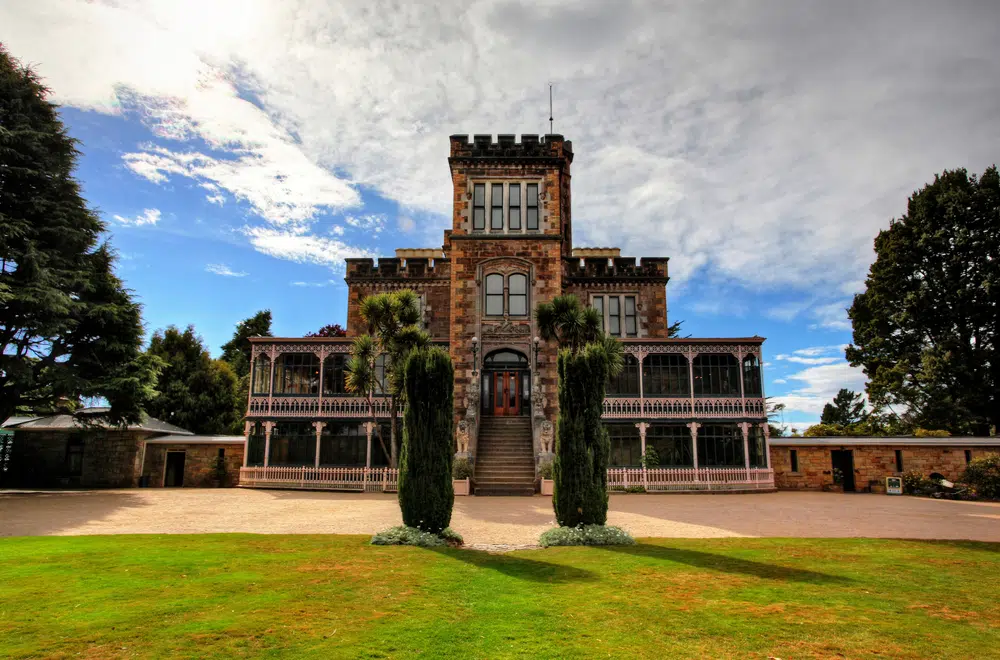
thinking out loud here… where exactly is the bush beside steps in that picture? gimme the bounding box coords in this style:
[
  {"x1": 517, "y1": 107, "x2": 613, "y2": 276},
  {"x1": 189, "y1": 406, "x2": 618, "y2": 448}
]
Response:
[
  {"x1": 539, "y1": 525, "x2": 635, "y2": 548},
  {"x1": 371, "y1": 526, "x2": 464, "y2": 548}
]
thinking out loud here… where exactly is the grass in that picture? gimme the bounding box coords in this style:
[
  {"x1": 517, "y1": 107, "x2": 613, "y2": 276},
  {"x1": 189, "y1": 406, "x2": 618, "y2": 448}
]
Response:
[{"x1": 1, "y1": 536, "x2": 998, "y2": 659}]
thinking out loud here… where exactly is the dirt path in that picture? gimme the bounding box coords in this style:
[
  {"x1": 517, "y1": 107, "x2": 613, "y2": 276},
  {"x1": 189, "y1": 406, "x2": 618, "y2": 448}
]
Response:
[{"x1": 2, "y1": 489, "x2": 998, "y2": 544}]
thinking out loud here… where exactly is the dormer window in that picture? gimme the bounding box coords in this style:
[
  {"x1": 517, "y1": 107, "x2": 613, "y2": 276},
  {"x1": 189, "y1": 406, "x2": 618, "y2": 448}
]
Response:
[{"x1": 471, "y1": 181, "x2": 540, "y2": 233}]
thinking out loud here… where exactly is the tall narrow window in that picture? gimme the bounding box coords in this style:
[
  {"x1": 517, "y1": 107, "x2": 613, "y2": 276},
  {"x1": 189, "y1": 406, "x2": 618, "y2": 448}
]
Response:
[
  {"x1": 895, "y1": 449, "x2": 904, "y2": 473},
  {"x1": 508, "y1": 273, "x2": 527, "y2": 316},
  {"x1": 526, "y1": 183, "x2": 539, "y2": 230},
  {"x1": 965, "y1": 450, "x2": 972, "y2": 464},
  {"x1": 251, "y1": 355, "x2": 271, "y2": 395},
  {"x1": 491, "y1": 183, "x2": 504, "y2": 230},
  {"x1": 508, "y1": 183, "x2": 521, "y2": 230},
  {"x1": 65, "y1": 437, "x2": 84, "y2": 477},
  {"x1": 624, "y1": 296, "x2": 637, "y2": 337},
  {"x1": 592, "y1": 296, "x2": 605, "y2": 332},
  {"x1": 274, "y1": 353, "x2": 320, "y2": 395},
  {"x1": 790, "y1": 449, "x2": 799, "y2": 472},
  {"x1": 472, "y1": 183, "x2": 486, "y2": 231},
  {"x1": 323, "y1": 354, "x2": 348, "y2": 395},
  {"x1": 608, "y1": 296, "x2": 621, "y2": 336},
  {"x1": 742, "y1": 354, "x2": 763, "y2": 397},
  {"x1": 485, "y1": 273, "x2": 504, "y2": 316}
]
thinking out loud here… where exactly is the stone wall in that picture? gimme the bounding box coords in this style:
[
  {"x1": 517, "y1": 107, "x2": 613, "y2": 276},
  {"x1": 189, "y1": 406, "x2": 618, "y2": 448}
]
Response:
[
  {"x1": 345, "y1": 257, "x2": 452, "y2": 340},
  {"x1": 6, "y1": 430, "x2": 143, "y2": 488},
  {"x1": 563, "y1": 280, "x2": 670, "y2": 338},
  {"x1": 142, "y1": 443, "x2": 245, "y2": 488},
  {"x1": 773, "y1": 444, "x2": 1000, "y2": 492}
]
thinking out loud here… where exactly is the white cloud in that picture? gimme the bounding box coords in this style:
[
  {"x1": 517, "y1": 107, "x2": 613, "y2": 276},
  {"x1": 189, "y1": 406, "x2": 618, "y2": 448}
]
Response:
[
  {"x1": 4, "y1": 1, "x2": 999, "y2": 295},
  {"x1": 329, "y1": 226, "x2": 345, "y2": 237},
  {"x1": 344, "y1": 214, "x2": 386, "y2": 233},
  {"x1": 774, "y1": 355, "x2": 841, "y2": 366},
  {"x1": 291, "y1": 280, "x2": 337, "y2": 287},
  {"x1": 792, "y1": 345, "x2": 848, "y2": 358},
  {"x1": 205, "y1": 263, "x2": 247, "y2": 277},
  {"x1": 774, "y1": 362, "x2": 868, "y2": 416},
  {"x1": 244, "y1": 227, "x2": 374, "y2": 270},
  {"x1": 809, "y1": 302, "x2": 853, "y2": 331},
  {"x1": 772, "y1": 378, "x2": 787, "y2": 384},
  {"x1": 398, "y1": 216, "x2": 416, "y2": 233},
  {"x1": 112, "y1": 208, "x2": 161, "y2": 226}
]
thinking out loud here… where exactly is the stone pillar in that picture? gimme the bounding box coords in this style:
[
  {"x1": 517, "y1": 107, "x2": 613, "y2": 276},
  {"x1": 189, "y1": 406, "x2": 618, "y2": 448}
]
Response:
[
  {"x1": 739, "y1": 422, "x2": 751, "y2": 472},
  {"x1": 687, "y1": 422, "x2": 701, "y2": 479},
  {"x1": 263, "y1": 421, "x2": 274, "y2": 467},
  {"x1": 364, "y1": 421, "x2": 375, "y2": 468},
  {"x1": 312, "y1": 421, "x2": 324, "y2": 468},
  {"x1": 242, "y1": 421, "x2": 251, "y2": 468}
]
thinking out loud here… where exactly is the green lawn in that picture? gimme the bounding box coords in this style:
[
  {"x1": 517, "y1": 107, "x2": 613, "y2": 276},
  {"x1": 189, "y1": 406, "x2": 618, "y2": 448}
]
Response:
[{"x1": 1, "y1": 536, "x2": 997, "y2": 659}]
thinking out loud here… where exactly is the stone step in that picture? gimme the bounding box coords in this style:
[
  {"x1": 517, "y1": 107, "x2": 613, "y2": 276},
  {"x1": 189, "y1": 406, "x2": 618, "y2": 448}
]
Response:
[
  {"x1": 474, "y1": 486, "x2": 535, "y2": 496},
  {"x1": 475, "y1": 478, "x2": 536, "y2": 487}
]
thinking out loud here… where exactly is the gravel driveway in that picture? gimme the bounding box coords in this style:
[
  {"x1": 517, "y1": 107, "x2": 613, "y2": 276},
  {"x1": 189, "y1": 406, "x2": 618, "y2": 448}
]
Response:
[{"x1": 2, "y1": 489, "x2": 998, "y2": 545}]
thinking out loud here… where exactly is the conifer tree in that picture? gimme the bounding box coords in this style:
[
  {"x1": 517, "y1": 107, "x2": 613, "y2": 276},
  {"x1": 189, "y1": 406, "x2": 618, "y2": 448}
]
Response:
[
  {"x1": 397, "y1": 346, "x2": 454, "y2": 533},
  {"x1": 0, "y1": 46, "x2": 156, "y2": 424}
]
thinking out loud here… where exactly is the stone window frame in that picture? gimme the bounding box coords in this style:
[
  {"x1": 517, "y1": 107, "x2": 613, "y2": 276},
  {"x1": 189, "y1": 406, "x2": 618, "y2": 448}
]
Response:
[
  {"x1": 468, "y1": 179, "x2": 544, "y2": 235},
  {"x1": 482, "y1": 271, "x2": 531, "y2": 319},
  {"x1": 477, "y1": 258, "x2": 535, "y2": 321},
  {"x1": 589, "y1": 293, "x2": 640, "y2": 338}
]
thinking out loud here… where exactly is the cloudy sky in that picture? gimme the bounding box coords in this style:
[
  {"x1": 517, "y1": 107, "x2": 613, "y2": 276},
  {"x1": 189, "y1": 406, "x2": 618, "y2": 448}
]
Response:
[{"x1": 3, "y1": 0, "x2": 999, "y2": 429}]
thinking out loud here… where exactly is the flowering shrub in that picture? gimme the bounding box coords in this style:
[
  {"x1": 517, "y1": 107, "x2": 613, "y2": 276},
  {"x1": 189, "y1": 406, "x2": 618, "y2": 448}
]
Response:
[
  {"x1": 539, "y1": 525, "x2": 635, "y2": 547},
  {"x1": 961, "y1": 453, "x2": 1000, "y2": 499},
  {"x1": 371, "y1": 525, "x2": 464, "y2": 547},
  {"x1": 452, "y1": 458, "x2": 474, "y2": 480}
]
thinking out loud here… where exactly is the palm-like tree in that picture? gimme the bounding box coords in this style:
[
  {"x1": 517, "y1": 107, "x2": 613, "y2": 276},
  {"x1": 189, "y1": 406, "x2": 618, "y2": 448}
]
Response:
[
  {"x1": 536, "y1": 295, "x2": 624, "y2": 373},
  {"x1": 346, "y1": 290, "x2": 429, "y2": 467}
]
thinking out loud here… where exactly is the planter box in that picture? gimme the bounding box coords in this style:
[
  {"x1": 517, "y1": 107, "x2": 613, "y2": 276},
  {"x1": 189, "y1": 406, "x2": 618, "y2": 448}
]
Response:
[
  {"x1": 823, "y1": 483, "x2": 844, "y2": 493},
  {"x1": 540, "y1": 478, "x2": 554, "y2": 496},
  {"x1": 453, "y1": 478, "x2": 470, "y2": 496}
]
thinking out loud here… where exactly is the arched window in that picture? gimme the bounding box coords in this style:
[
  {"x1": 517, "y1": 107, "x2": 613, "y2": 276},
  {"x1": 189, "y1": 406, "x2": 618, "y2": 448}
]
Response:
[
  {"x1": 274, "y1": 353, "x2": 320, "y2": 395},
  {"x1": 485, "y1": 274, "x2": 504, "y2": 316},
  {"x1": 607, "y1": 354, "x2": 640, "y2": 395},
  {"x1": 742, "y1": 354, "x2": 762, "y2": 397},
  {"x1": 508, "y1": 273, "x2": 528, "y2": 316},
  {"x1": 693, "y1": 354, "x2": 740, "y2": 397},
  {"x1": 251, "y1": 355, "x2": 271, "y2": 395},
  {"x1": 483, "y1": 271, "x2": 530, "y2": 317},
  {"x1": 643, "y1": 354, "x2": 689, "y2": 396},
  {"x1": 323, "y1": 354, "x2": 348, "y2": 395},
  {"x1": 483, "y1": 350, "x2": 528, "y2": 368}
]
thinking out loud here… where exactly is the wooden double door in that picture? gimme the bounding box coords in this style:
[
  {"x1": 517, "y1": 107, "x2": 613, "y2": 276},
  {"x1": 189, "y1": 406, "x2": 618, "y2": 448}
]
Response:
[{"x1": 488, "y1": 370, "x2": 527, "y2": 416}]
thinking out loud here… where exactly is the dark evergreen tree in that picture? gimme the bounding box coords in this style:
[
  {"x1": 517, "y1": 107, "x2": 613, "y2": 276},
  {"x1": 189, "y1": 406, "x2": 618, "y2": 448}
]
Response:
[
  {"x1": 220, "y1": 309, "x2": 272, "y2": 379},
  {"x1": 820, "y1": 389, "x2": 867, "y2": 426},
  {"x1": 538, "y1": 296, "x2": 622, "y2": 527},
  {"x1": 397, "y1": 346, "x2": 454, "y2": 533},
  {"x1": 146, "y1": 326, "x2": 243, "y2": 435},
  {"x1": 847, "y1": 167, "x2": 999, "y2": 435},
  {"x1": 0, "y1": 45, "x2": 156, "y2": 424}
]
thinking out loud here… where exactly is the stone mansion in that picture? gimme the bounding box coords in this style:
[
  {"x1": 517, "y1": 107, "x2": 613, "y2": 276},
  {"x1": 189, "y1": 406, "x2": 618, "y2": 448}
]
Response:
[{"x1": 241, "y1": 134, "x2": 773, "y2": 494}]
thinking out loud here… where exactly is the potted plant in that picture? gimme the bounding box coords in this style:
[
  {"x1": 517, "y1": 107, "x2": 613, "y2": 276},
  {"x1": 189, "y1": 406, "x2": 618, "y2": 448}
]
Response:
[
  {"x1": 539, "y1": 459, "x2": 554, "y2": 496},
  {"x1": 453, "y1": 457, "x2": 473, "y2": 496},
  {"x1": 824, "y1": 467, "x2": 845, "y2": 493}
]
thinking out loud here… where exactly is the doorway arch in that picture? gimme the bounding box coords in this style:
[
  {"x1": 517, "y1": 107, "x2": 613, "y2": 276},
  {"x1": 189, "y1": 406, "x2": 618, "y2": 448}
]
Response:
[{"x1": 481, "y1": 349, "x2": 530, "y2": 416}]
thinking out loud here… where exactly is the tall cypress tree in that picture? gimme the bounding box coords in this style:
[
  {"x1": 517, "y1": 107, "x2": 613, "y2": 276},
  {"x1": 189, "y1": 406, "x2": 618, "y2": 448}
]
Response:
[
  {"x1": 397, "y1": 346, "x2": 454, "y2": 533},
  {"x1": 0, "y1": 45, "x2": 156, "y2": 424}
]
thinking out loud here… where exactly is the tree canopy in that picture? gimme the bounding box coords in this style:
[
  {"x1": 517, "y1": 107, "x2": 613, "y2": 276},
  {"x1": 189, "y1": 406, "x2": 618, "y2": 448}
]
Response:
[
  {"x1": 847, "y1": 166, "x2": 999, "y2": 436},
  {"x1": 306, "y1": 323, "x2": 347, "y2": 338},
  {"x1": 820, "y1": 389, "x2": 867, "y2": 427},
  {"x1": 0, "y1": 46, "x2": 156, "y2": 425},
  {"x1": 145, "y1": 326, "x2": 243, "y2": 435},
  {"x1": 220, "y1": 309, "x2": 272, "y2": 379}
]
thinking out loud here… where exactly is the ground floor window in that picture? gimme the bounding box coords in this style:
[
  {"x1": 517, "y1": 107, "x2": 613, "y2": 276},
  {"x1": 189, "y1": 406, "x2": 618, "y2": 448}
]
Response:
[
  {"x1": 647, "y1": 425, "x2": 693, "y2": 467},
  {"x1": 697, "y1": 424, "x2": 744, "y2": 467},
  {"x1": 749, "y1": 426, "x2": 767, "y2": 468},
  {"x1": 605, "y1": 423, "x2": 641, "y2": 467},
  {"x1": 269, "y1": 422, "x2": 315, "y2": 466},
  {"x1": 247, "y1": 423, "x2": 266, "y2": 466},
  {"x1": 320, "y1": 423, "x2": 389, "y2": 467},
  {"x1": 65, "y1": 436, "x2": 84, "y2": 476}
]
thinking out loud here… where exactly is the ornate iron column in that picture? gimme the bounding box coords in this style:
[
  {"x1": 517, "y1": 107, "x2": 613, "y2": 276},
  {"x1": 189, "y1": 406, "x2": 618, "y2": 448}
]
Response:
[
  {"x1": 242, "y1": 421, "x2": 251, "y2": 468},
  {"x1": 739, "y1": 421, "x2": 751, "y2": 472},
  {"x1": 312, "y1": 421, "x2": 324, "y2": 469},
  {"x1": 687, "y1": 421, "x2": 701, "y2": 479},
  {"x1": 364, "y1": 421, "x2": 375, "y2": 468},
  {"x1": 635, "y1": 421, "x2": 649, "y2": 457},
  {"x1": 761, "y1": 422, "x2": 772, "y2": 469},
  {"x1": 263, "y1": 421, "x2": 274, "y2": 467}
]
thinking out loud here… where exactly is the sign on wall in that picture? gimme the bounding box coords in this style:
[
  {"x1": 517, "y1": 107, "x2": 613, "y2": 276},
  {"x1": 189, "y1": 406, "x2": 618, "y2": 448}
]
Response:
[{"x1": 885, "y1": 476, "x2": 903, "y2": 495}]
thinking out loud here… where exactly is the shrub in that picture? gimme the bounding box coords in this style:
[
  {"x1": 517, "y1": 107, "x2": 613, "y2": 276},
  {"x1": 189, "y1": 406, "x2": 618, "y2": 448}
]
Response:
[
  {"x1": 961, "y1": 453, "x2": 1000, "y2": 499},
  {"x1": 371, "y1": 525, "x2": 463, "y2": 547},
  {"x1": 832, "y1": 467, "x2": 845, "y2": 485},
  {"x1": 902, "y1": 469, "x2": 935, "y2": 495},
  {"x1": 914, "y1": 428, "x2": 951, "y2": 438},
  {"x1": 539, "y1": 524, "x2": 636, "y2": 547},
  {"x1": 640, "y1": 446, "x2": 660, "y2": 468},
  {"x1": 398, "y1": 347, "x2": 454, "y2": 533},
  {"x1": 452, "y1": 457, "x2": 473, "y2": 480},
  {"x1": 624, "y1": 485, "x2": 646, "y2": 493},
  {"x1": 804, "y1": 424, "x2": 847, "y2": 437},
  {"x1": 538, "y1": 459, "x2": 553, "y2": 480}
]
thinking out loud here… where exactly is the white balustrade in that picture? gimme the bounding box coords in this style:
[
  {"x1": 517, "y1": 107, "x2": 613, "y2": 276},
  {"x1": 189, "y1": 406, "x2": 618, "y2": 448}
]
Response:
[
  {"x1": 239, "y1": 466, "x2": 399, "y2": 492},
  {"x1": 247, "y1": 396, "x2": 398, "y2": 419},
  {"x1": 602, "y1": 397, "x2": 766, "y2": 420},
  {"x1": 607, "y1": 467, "x2": 773, "y2": 492}
]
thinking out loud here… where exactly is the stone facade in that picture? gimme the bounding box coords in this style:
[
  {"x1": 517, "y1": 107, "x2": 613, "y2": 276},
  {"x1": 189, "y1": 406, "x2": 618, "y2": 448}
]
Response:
[
  {"x1": 772, "y1": 442, "x2": 1000, "y2": 492},
  {"x1": 142, "y1": 442, "x2": 245, "y2": 488},
  {"x1": 5, "y1": 430, "x2": 146, "y2": 488}
]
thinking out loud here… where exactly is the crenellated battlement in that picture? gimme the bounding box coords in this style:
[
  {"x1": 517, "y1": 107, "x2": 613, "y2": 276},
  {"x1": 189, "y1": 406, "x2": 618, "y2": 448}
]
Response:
[
  {"x1": 449, "y1": 133, "x2": 573, "y2": 161},
  {"x1": 345, "y1": 257, "x2": 451, "y2": 281},
  {"x1": 563, "y1": 256, "x2": 669, "y2": 282}
]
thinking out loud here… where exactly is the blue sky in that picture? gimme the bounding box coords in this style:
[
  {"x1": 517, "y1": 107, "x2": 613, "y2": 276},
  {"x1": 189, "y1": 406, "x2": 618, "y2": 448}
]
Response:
[{"x1": 5, "y1": 1, "x2": 999, "y2": 430}]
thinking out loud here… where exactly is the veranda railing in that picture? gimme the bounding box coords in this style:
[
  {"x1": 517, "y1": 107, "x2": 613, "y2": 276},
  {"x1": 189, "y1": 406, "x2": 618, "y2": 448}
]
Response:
[
  {"x1": 239, "y1": 466, "x2": 399, "y2": 492},
  {"x1": 607, "y1": 467, "x2": 774, "y2": 492}
]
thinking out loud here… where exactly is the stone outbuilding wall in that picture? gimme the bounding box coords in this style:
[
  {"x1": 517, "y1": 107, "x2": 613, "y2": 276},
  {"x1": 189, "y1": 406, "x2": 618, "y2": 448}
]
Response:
[
  {"x1": 770, "y1": 438, "x2": 1000, "y2": 493},
  {"x1": 5, "y1": 430, "x2": 146, "y2": 488},
  {"x1": 142, "y1": 441, "x2": 245, "y2": 488}
]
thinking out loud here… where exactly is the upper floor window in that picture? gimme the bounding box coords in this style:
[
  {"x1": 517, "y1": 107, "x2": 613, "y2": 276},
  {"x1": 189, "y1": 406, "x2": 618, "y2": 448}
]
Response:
[
  {"x1": 471, "y1": 181, "x2": 541, "y2": 233},
  {"x1": 693, "y1": 354, "x2": 740, "y2": 397},
  {"x1": 591, "y1": 294, "x2": 638, "y2": 337},
  {"x1": 643, "y1": 354, "x2": 689, "y2": 396},
  {"x1": 607, "y1": 354, "x2": 640, "y2": 395},
  {"x1": 742, "y1": 354, "x2": 762, "y2": 397},
  {"x1": 323, "y1": 354, "x2": 348, "y2": 395},
  {"x1": 274, "y1": 353, "x2": 320, "y2": 395},
  {"x1": 251, "y1": 355, "x2": 271, "y2": 395},
  {"x1": 484, "y1": 272, "x2": 529, "y2": 317}
]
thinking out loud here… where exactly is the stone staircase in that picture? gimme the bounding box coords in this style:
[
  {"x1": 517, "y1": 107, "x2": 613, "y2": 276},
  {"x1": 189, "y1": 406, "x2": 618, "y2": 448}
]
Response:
[{"x1": 474, "y1": 416, "x2": 536, "y2": 496}]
